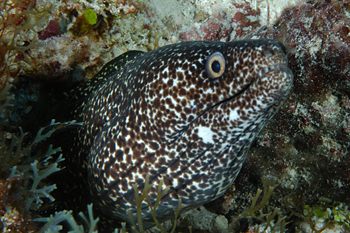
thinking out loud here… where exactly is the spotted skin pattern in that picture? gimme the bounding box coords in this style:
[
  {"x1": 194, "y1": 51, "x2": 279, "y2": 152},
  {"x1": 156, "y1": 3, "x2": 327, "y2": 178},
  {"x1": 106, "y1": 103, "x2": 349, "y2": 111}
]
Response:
[{"x1": 71, "y1": 40, "x2": 293, "y2": 223}]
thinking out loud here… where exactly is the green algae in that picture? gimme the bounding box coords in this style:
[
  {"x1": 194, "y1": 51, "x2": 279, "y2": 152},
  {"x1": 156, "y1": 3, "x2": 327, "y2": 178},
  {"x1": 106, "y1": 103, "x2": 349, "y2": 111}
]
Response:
[
  {"x1": 240, "y1": 179, "x2": 277, "y2": 217},
  {"x1": 235, "y1": 178, "x2": 287, "y2": 233},
  {"x1": 83, "y1": 9, "x2": 98, "y2": 26},
  {"x1": 303, "y1": 202, "x2": 350, "y2": 232},
  {"x1": 128, "y1": 176, "x2": 183, "y2": 233}
]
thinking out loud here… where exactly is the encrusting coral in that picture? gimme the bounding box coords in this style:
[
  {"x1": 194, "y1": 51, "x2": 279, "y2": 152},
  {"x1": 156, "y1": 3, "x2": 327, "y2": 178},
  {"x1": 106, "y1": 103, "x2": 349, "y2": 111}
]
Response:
[{"x1": 0, "y1": 0, "x2": 349, "y2": 232}]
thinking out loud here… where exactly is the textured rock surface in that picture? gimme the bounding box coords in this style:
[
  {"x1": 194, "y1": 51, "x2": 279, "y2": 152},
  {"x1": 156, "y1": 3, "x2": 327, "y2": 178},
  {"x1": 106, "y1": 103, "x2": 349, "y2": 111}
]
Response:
[{"x1": 1, "y1": 0, "x2": 349, "y2": 232}]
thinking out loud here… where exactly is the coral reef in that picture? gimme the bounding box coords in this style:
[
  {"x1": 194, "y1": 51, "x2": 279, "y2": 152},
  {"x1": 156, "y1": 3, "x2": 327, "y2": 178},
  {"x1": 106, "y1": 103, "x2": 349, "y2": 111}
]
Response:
[
  {"x1": 0, "y1": 0, "x2": 143, "y2": 89},
  {"x1": 0, "y1": 0, "x2": 349, "y2": 232},
  {"x1": 0, "y1": 120, "x2": 80, "y2": 232},
  {"x1": 0, "y1": 0, "x2": 300, "y2": 90},
  {"x1": 302, "y1": 202, "x2": 350, "y2": 232},
  {"x1": 178, "y1": 1, "x2": 261, "y2": 41}
]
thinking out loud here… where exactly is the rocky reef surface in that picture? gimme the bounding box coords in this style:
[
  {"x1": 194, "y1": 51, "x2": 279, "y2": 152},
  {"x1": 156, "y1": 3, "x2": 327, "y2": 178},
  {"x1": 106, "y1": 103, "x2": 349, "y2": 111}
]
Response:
[{"x1": 0, "y1": 0, "x2": 349, "y2": 232}]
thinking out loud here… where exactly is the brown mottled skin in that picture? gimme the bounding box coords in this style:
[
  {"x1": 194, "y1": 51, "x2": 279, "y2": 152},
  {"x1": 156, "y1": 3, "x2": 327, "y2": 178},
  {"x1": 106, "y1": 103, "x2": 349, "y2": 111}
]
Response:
[{"x1": 69, "y1": 39, "x2": 293, "y2": 224}]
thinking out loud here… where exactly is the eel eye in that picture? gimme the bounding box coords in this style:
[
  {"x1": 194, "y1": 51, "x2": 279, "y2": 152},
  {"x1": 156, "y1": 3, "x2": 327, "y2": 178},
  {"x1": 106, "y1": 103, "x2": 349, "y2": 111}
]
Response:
[{"x1": 205, "y1": 52, "x2": 225, "y2": 79}]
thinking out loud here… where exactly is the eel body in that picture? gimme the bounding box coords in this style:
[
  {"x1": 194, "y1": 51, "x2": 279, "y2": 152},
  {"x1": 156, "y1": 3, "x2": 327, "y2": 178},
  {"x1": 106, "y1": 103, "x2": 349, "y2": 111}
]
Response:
[{"x1": 70, "y1": 39, "x2": 293, "y2": 223}]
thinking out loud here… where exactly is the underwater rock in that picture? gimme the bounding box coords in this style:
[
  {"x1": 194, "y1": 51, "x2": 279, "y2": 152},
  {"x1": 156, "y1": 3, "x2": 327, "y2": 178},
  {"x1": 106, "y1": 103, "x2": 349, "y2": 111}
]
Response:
[
  {"x1": 1, "y1": 0, "x2": 349, "y2": 232},
  {"x1": 0, "y1": 177, "x2": 37, "y2": 233},
  {"x1": 179, "y1": 2, "x2": 261, "y2": 41}
]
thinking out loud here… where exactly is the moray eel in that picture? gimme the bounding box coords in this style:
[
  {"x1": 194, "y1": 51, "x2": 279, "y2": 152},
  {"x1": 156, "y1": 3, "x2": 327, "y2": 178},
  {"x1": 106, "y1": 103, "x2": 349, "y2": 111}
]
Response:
[{"x1": 70, "y1": 39, "x2": 293, "y2": 224}]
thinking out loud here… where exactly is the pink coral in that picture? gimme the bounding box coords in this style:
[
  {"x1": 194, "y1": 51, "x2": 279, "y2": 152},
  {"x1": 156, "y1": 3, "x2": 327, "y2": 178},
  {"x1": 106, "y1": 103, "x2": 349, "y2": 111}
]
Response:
[
  {"x1": 180, "y1": 2, "x2": 260, "y2": 42},
  {"x1": 38, "y1": 20, "x2": 62, "y2": 40},
  {"x1": 179, "y1": 13, "x2": 231, "y2": 41},
  {"x1": 231, "y1": 2, "x2": 260, "y2": 38}
]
